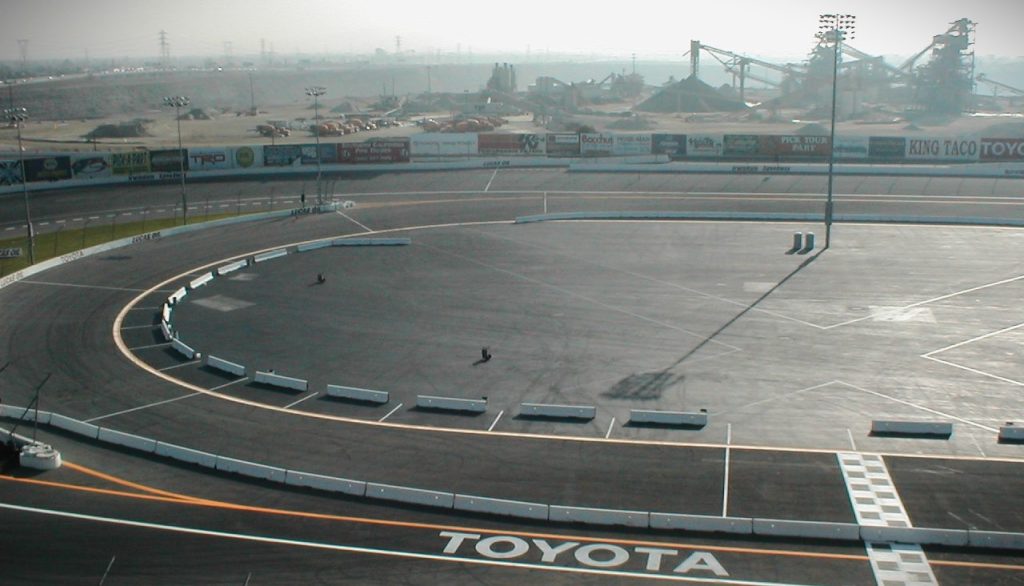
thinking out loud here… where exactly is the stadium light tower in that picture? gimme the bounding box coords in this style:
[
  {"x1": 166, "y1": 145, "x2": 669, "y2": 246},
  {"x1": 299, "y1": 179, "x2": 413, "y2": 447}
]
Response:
[
  {"x1": 305, "y1": 86, "x2": 326, "y2": 205},
  {"x1": 5, "y1": 107, "x2": 34, "y2": 264},
  {"x1": 163, "y1": 96, "x2": 191, "y2": 224},
  {"x1": 818, "y1": 13, "x2": 855, "y2": 248}
]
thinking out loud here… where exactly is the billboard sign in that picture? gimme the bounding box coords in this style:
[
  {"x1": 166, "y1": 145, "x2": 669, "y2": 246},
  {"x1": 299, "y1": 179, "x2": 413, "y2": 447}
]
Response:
[
  {"x1": 833, "y1": 136, "x2": 869, "y2": 159},
  {"x1": 580, "y1": 133, "x2": 615, "y2": 156},
  {"x1": 71, "y1": 154, "x2": 112, "y2": 178},
  {"x1": 263, "y1": 145, "x2": 303, "y2": 167},
  {"x1": 187, "y1": 148, "x2": 233, "y2": 171},
  {"x1": 723, "y1": 134, "x2": 762, "y2": 157},
  {"x1": 0, "y1": 160, "x2": 24, "y2": 185},
  {"x1": 980, "y1": 138, "x2": 1024, "y2": 161},
  {"x1": 651, "y1": 134, "x2": 687, "y2": 159},
  {"x1": 868, "y1": 137, "x2": 906, "y2": 160},
  {"x1": 905, "y1": 137, "x2": 979, "y2": 161},
  {"x1": 300, "y1": 143, "x2": 339, "y2": 165},
  {"x1": 478, "y1": 133, "x2": 544, "y2": 155},
  {"x1": 613, "y1": 134, "x2": 653, "y2": 156},
  {"x1": 411, "y1": 133, "x2": 479, "y2": 156},
  {"x1": 763, "y1": 135, "x2": 831, "y2": 157},
  {"x1": 338, "y1": 141, "x2": 411, "y2": 163},
  {"x1": 687, "y1": 134, "x2": 724, "y2": 157},
  {"x1": 544, "y1": 133, "x2": 580, "y2": 157},
  {"x1": 232, "y1": 145, "x2": 262, "y2": 168},
  {"x1": 24, "y1": 156, "x2": 72, "y2": 182},
  {"x1": 112, "y1": 151, "x2": 151, "y2": 175},
  {"x1": 149, "y1": 149, "x2": 188, "y2": 173}
]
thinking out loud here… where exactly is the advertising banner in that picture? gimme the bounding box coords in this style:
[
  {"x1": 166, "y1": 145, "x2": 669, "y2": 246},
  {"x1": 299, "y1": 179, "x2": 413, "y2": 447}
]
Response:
[
  {"x1": 187, "y1": 148, "x2": 233, "y2": 171},
  {"x1": 833, "y1": 136, "x2": 869, "y2": 159},
  {"x1": 149, "y1": 149, "x2": 188, "y2": 173},
  {"x1": 544, "y1": 133, "x2": 580, "y2": 157},
  {"x1": 298, "y1": 143, "x2": 339, "y2": 165},
  {"x1": 905, "y1": 137, "x2": 979, "y2": 161},
  {"x1": 0, "y1": 160, "x2": 24, "y2": 185},
  {"x1": 762, "y1": 135, "x2": 831, "y2": 157},
  {"x1": 112, "y1": 151, "x2": 151, "y2": 175},
  {"x1": 263, "y1": 145, "x2": 303, "y2": 167},
  {"x1": 71, "y1": 154, "x2": 113, "y2": 178},
  {"x1": 613, "y1": 134, "x2": 653, "y2": 156},
  {"x1": 686, "y1": 134, "x2": 724, "y2": 157},
  {"x1": 723, "y1": 134, "x2": 762, "y2": 157},
  {"x1": 232, "y1": 145, "x2": 263, "y2": 169},
  {"x1": 651, "y1": 134, "x2": 687, "y2": 159},
  {"x1": 980, "y1": 138, "x2": 1024, "y2": 161},
  {"x1": 24, "y1": 156, "x2": 72, "y2": 182},
  {"x1": 411, "y1": 133, "x2": 479, "y2": 156},
  {"x1": 338, "y1": 140, "x2": 411, "y2": 163},
  {"x1": 478, "y1": 133, "x2": 544, "y2": 155},
  {"x1": 868, "y1": 137, "x2": 906, "y2": 160},
  {"x1": 580, "y1": 133, "x2": 615, "y2": 157}
]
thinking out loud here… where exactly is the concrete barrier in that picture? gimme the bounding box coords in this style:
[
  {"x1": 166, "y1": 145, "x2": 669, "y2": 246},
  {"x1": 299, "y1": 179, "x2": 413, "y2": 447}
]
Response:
[
  {"x1": 648, "y1": 513, "x2": 753, "y2": 535},
  {"x1": 454, "y1": 495, "x2": 549, "y2": 520},
  {"x1": 870, "y1": 420, "x2": 953, "y2": 438},
  {"x1": 19, "y1": 444, "x2": 62, "y2": 470},
  {"x1": 416, "y1": 395, "x2": 487, "y2": 413},
  {"x1": 206, "y1": 355, "x2": 246, "y2": 377},
  {"x1": 549, "y1": 505, "x2": 648, "y2": 528},
  {"x1": 253, "y1": 249, "x2": 287, "y2": 263},
  {"x1": 519, "y1": 403, "x2": 596, "y2": 420},
  {"x1": 999, "y1": 424, "x2": 1024, "y2": 442},
  {"x1": 0, "y1": 406, "x2": 51, "y2": 425},
  {"x1": 155, "y1": 441, "x2": 218, "y2": 468},
  {"x1": 753, "y1": 518, "x2": 860, "y2": 541},
  {"x1": 216, "y1": 259, "x2": 248, "y2": 275},
  {"x1": 171, "y1": 338, "x2": 197, "y2": 360},
  {"x1": 968, "y1": 530, "x2": 1024, "y2": 550},
  {"x1": 331, "y1": 238, "x2": 411, "y2": 247},
  {"x1": 215, "y1": 455, "x2": 287, "y2": 483},
  {"x1": 297, "y1": 240, "x2": 332, "y2": 252},
  {"x1": 189, "y1": 272, "x2": 214, "y2": 290},
  {"x1": 284, "y1": 470, "x2": 367, "y2": 497},
  {"x1": 629, "y1": 409, "x2": 707, "y2": 427},
  {"x1": 254, "y1": 371, "x2": 308, "y2": 392},
  {"x1": 365, "y1": 483, "x2": 455, "y2": 509},
  {"x1": 160, "y1": 320, "x2": 173, "y2": 342},
  {"x1": 161, "y1": 303, "x2": 172, "y2": 323},
  {"x1": 97, "y1": 427, "x2": 158, "y2": 454},
  {"x1": 168, "y1": 287, "x2": 187, "y2": 305},
  {"x1": 326, "y1": 384, "x2": 389, "y2": 404},
  {"x1": 860, "y1": 526, "x2": 969, "y2": 546},
  {"x1": 49, "y1": 413, "x2": 100, "y2": 439}
]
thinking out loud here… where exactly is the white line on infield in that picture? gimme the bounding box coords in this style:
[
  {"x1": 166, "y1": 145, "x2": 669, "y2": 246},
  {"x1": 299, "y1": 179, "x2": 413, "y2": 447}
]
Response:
[
  {"x1": 487, "y1": 410, "x2": 504, "y2": 432},
  {"x1": 86, "y1": 391, "x2": 205, "y2": 423},
  {"x1": 379, "y1": 403, "x2": 403, "y2": 422},
  {"x1": 284, "y1": 392, "x2": 320, "y2": 410}
]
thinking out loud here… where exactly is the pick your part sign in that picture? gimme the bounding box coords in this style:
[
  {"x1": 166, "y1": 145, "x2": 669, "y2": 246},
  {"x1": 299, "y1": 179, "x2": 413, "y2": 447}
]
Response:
[{"x1": 439, "y1": 531, "x2": 729, "y2": 577}]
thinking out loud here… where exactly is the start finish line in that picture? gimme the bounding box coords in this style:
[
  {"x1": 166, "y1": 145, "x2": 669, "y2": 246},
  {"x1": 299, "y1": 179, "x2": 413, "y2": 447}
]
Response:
[{"x1": 439, "y1": 531, "x2": 729, "y2": 577}]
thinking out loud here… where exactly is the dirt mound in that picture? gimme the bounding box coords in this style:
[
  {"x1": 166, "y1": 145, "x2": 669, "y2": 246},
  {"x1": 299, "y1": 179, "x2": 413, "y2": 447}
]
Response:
[
  {"x1": 85, "y1": 120, "x2": 152, "y2": 138},
  {"x1": 635, "y1": 75, "x2": 748, "y2": 113}
]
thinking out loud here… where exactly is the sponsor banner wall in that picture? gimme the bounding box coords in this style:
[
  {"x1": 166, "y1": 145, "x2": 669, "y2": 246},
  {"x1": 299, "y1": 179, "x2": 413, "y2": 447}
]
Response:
[
  {"x1": 478, "y1": 133, "x2": 545, "y2": 155},
  {"x1": 687, "y1": 134, "x2": 724, "y2": 157},
  {"x1": 25, "y1": 156, "x2": 72, "y2": 182},
  {"x1": 723, "y1": 134, "x2": 762, "y2": 157},
  {"x1": 263, "y1": 145, "x2": 303, "y2": 167},
  {"x1": 612, "y1": 134, "x2": 653, "y2": 156},
  {"x1": 339, "y1": 140, "x2": 411, "y2": 164},
  {"x1": 71, "y1": 154, "x2": 112, "y2": 178},
  {"x1": 651, "y1": 134, "x2": 687, "y2": 159},
  {"x1": 868, "y1": 136, "x2": 906, "y2": 160},
  {"x1": 149, "y1": 149, "x2": 188, "y2": 173},
  {"x1": 232, "y1": 145, "x2": 262, "y2": 169},
  {"x1": 905, "y1": 137, "x2": 979, "y2": 161},
  {"x1": 580, "y1": 133, "x2": 615, "y2": 157},
  {"x1": 187, "y1": 148, "x2": 233, "y2": 171},
  {"x1": 545, "y1": 133, "x2": 580, "y2": 157},
  {"x1": 981, "y1": 138, "x2": 1024, "y2": 161},
  {"x1": 834, "y1": 136, "x2": 869, "y2": 159},
  {"x1": 0, "y1": 160, "x2": 24, "y2": 185},
  {"x1": 300, "y1": 144, "x2": 338, "y2": 165},
  {"x1": 761, "y1": 135, "x2": 831, "y2": 157},
  {"x1": 112, "y1": 151, "x2": 151, "y2": 175},
  {"x1": 411, "y1": 133, "x2": 479, "y2": 156}
]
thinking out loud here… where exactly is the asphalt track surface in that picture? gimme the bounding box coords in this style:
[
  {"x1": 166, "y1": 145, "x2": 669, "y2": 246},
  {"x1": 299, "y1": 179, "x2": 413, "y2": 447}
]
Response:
[{"x1": 2, "y1": 169, "x2": 1024, "y2": 584}]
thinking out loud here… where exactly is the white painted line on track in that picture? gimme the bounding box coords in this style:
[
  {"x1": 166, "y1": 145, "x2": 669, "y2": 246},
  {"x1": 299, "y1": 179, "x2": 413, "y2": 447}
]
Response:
[
  {"x1": 0, "y1": 503, "x2": 803, "y2": 585},
  {"x1": 487, "y1": 410, "x2": 504, "y2": 432},
  {"x1": 128, "y1": 306, "x2": 160, "y2": 311},
  {"x1": 209, "y1": 377, "x2": 250, "y2": 391},
  {"x1": 335, "y1": 210, "x2": 372, "y2": 232},
  {"x1": 722, "y1": 424, "x2": 732, "y2": 518},
  {"x1": 484, "y1": 169, "x2": 498, "y2": 192},
  {"x1": 379, "y1": 403, "x2": 403, "y2": 422},
  {"x1": 923, "y1": 320, "x2": 1024, "y2": 357},
  {"x1": 19, "y1": 280, "x2": 171, "y2": 293},
  {"x1": 605, "y1": 417, "x2": 616, "y2": 439},
  {"x1": 120, "y1": 324, "x2": 160, "y2": 331},
  {"x1": 835, "y1": 380, "x2": 999, "y2": 433},
  {"x1": 128, "y1": 342, "x2": 172, "y2": 351},
  {"x1": 158, "y1": 360, "x2": 201, "y2": 372},
  {"x1": 86, "y1": 391, "x2": 204, "y2": 423},
  {"x1": 284, "y1": 392, "x2": 319, "y2": 409},
  {"x1": 847, "y1": 428, "x2": 857, "y2": 452},
  {"x1": 98, "y1": 555, "x2": 116, "y2": 586}
]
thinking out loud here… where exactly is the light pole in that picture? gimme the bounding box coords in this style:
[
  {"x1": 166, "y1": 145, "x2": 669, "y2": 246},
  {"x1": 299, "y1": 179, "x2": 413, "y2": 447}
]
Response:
[
  {"x1": 819, "y1": 13, "x2": 855, "y2": 249},
  {"x1": 5, "y1": 107, "x2": 34, "y2": 264},
  {"x1": 305, "y1": 86, "x2": 326, "y2": 205},
  {"x1": 163, "y1": 96, "x2": 190, "y2": 224}
]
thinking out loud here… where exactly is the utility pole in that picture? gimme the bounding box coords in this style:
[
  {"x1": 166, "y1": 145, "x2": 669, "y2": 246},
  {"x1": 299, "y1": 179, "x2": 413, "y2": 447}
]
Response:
[
  {"x1": 304, "y1": 87, "x2": 326, "y2": 204},
  {"x1": 819, "y1": 13, "x2": 856, "y2": 249},
  {"x1": 163, "y1": 96, "x2": 191, "y2": 224},
  {"x1": 16, "y1": 40, "x2": 28, "y2": 70},
  {"x1": 5, "y1": 107, "x2": 34, "y2": 264}
]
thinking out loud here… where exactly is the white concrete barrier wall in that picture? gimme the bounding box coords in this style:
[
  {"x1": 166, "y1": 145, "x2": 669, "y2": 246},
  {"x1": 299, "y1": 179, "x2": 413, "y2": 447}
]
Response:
[
  {"x1": 171, "y1": 338, "x2": 197, "y2": 360},
  {"x1": 999, "y1": 425, "x2": 1024, "y2": 441},
  {"x1": 97, "y1": 427, "x2": 158, "y2": 454},
  {"x1": 254, "y1": 371, "x2": 308, "y2": 392},
  {"x1": 648, "y1": 513, "x2": 753, "y2": 534},
  {"x1": 860, "y1": 526, "x2": 969, "y2": 546},
  {"x1": 365, "y1": 482, "x2": 455, "y2": 509},
  {"x1": 160, "y1": 320, "x2": 173, "y2": 342},
  {"x1": 871, "y1": 420, "x2": 953, "y2": 436},
  {"x1": 49, "y1": 413, "x2": 100, "y2": 439},
  {"x1": 155, "y1": 441, "x2": 218, "y2": 468},
  {"x1": 968, "y1": 530, "x2": 1024, "y2": 550},
  {"x1": 189, "y1": 272, "x2": 214, "y2": 290},
  {"x1": 0, "y1": 405, "x2": 52, "y2": 425},
  {"x1": 629, "y1": 409, "x2": 707, "y2": 427},
  {"x1": 161, "y1": 304, "x2": 172, "y2": 323},
  {"x1": 215, "y1": 455, "x2": 287, "y2": 483},
  {"x1": 454, "y1": 494, "x2": 549, "y2": 520},
  {"x1": 331, "y1": 238, "x2": 412, "y2": 247},
  {"x1": 753, "y1": 518, "x2": 860, "y2": 541},
  {"x1": 206, "y1": 355, "x2": 246, "y2": 377},
  {"x1": 169, "y1": 287, "x2": 187, "y2": 304},
  {"x1": 253, "y1": 249, "x2": 288, "y2": 263},
  {"x1": 416, "y1": 395, "x2": 487, "y2": 413},
  {"x1": 296, "y1": 240, "x2": 332, "y2": 252},
  {"x1": 326, "y1": 384, "x2": 389, "y2": 404},
  {"x1": 216, "y1": 259, "x2": 248, "y2": 275},
  {"x1": 519, "y1": 403, "x2": 596, "y2": 420},
  {"x1": 549, "y1": 505, "x2": 648, "y2": 528},
  {"x1": 284, "y1": 470, "x2": 367, "y2": 497}
]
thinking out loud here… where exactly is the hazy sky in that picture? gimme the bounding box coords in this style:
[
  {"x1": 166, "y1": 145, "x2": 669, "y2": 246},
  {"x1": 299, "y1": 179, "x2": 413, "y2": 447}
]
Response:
[{"x1": 2, "y1": 0, "x2": 1022, "y2": 62}]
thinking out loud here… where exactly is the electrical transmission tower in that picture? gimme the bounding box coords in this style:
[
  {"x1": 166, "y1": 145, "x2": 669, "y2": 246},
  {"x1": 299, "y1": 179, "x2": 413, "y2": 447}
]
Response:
[{"x1": 159, "y1": 30, "x2": 170, "y2": 67}]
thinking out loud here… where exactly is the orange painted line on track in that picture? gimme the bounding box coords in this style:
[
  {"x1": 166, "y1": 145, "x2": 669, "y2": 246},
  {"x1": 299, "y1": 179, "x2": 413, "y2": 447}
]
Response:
[{"x1": 929, "y1": 559, "x2": 1024, "y2": 572}]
